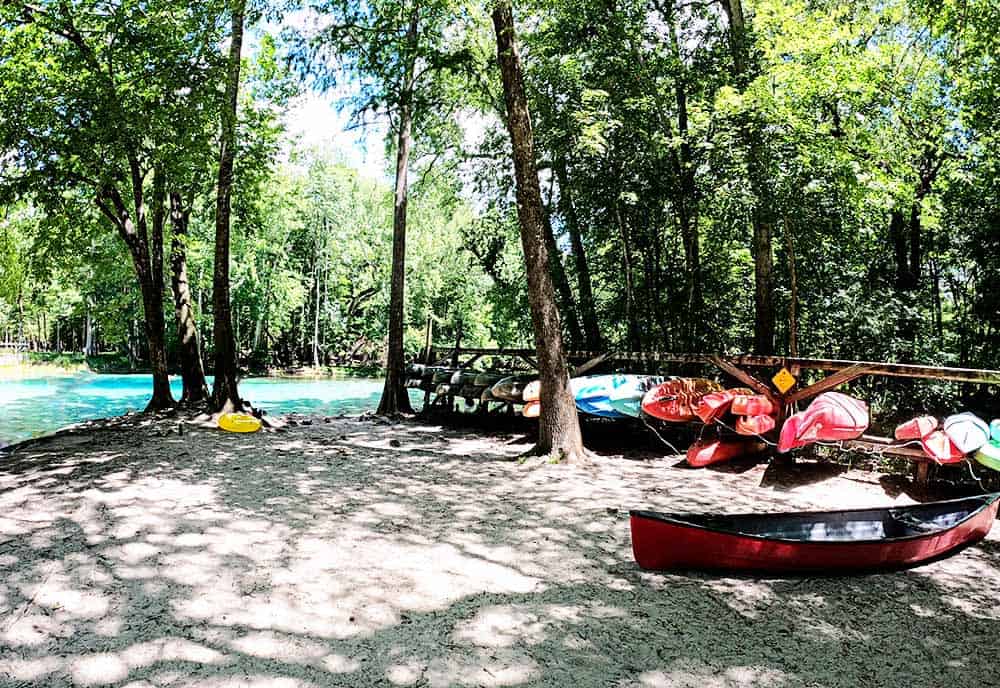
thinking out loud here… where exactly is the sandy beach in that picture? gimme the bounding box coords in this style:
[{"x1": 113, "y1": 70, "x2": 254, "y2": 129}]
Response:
[{"x1": 1, "y1": 416, "x2": 997, "y2": 687}]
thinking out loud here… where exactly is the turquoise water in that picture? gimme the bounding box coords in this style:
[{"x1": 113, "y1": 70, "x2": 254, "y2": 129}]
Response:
[{"x1": 0, "y1": 373, "x2": 422, "y2": 447}]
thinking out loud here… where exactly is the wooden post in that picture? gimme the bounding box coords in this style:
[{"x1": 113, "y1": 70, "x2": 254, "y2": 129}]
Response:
[{"x1": 915, "y1": 462, "x2": 931, "y2": 489}]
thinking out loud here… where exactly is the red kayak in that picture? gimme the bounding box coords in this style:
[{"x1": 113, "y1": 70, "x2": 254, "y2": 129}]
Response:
[
  {"x1": 731, "y1": 394, "x2": 774, "y2": 417},
  {"x1": 920, "y1": 430, "x2": 965, "y2": 464},
  {"x1": 778, "y1": 392, "x2": 869, "y2": 452},
  {"x1": 735, "y1": 414, "x2": 776, "y2": 436},
  {"x1": 695, "y1": 387, "x2": 753, "y2": 424},
  {"x1": 894, "y1": 415, "x2": 938, "y2": 441},
  {"x1": 631, "y1": 493, "x2": 1000, "y2": 573},
  {"x1": 686, "y1": 438, "x2": 766, "y2": 467},
  {"x1": 642, "y1": 378, "x2": 722, "y2": 422}
]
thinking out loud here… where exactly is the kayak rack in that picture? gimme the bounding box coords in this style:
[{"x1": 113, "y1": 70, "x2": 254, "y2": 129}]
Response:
[{"x1": 428, "y1": 347, "x2": 1000, "y2": 486}]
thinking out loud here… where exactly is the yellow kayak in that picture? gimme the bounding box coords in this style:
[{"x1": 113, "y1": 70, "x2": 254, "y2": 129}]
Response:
[{"x1": 218, "y1": 413, "x2": 262, "y2": 433}]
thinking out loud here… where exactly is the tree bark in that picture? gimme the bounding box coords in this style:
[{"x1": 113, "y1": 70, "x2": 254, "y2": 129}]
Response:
[
  {"x1": 169, "y1": 192, "x2": 209, "y2": 403},
  {"x1": 555, "y1": 159, "x2": 601, "y2": 350},
  {"x1": 211, "y1": 0, "x2": 247, "y2": 412},
  {"x1": 722, "y1": 0, "x2": 775, "y2": 354},
  {"x1": 493, "y1": 1, "x2": 585, "y2": 462},
  {"x1": 312, "y1": 236, "x2": 322, "y2": 368},
  {"x1": 614, "y1": 200, "x2": 641, "y2": 352},
  {"x1": 376, "y1": 8, "x2": 419, "y2": 416},
  {"x1": 97, "y1": 176, "x2": 174, "y2": 410},
  {"x1": 542, "y1": 187, "x2": 583, "y2": 349},
  {"x1": 890, "y1": 208, "x2": 911, "y2": 290},
  {"x1": 661, "y1": 0, "x2": 701, "y2": 348},
  {"x1": 84, "y1": 312, "x2": 95, "y2": 357},
  {"x1": 784, "y1": 217, "x2": 798, "y2": 357}
]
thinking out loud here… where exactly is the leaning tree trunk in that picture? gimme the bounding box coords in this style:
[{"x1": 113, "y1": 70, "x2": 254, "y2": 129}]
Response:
[
  {"x1": 211, "y1": 0, "x2": 247, "y2": 413},
  {"x1": 493, "y1": 0, "x2": 585, "y2": 462},
  {"x1": 169, "y1": 192, "x2": 209, "y2": 403},
  {"x1": 96, "y1": 171, "x2": 175, "y2": 410},
  {"x1": 376, "y1": 9, "x2": 419, "y2": 417}
]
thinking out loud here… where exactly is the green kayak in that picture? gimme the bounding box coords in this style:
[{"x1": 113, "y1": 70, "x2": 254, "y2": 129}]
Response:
[{"x1": 975, "y1": 439, "x2": 1000, "y2": 472}]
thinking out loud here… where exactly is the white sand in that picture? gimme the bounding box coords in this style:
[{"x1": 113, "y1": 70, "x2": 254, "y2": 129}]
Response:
[{"x1": 0, "y1": 416, "x2": 997, "y2": 687}]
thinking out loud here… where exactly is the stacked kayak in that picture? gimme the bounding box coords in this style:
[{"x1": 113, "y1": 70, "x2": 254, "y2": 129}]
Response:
[
  {"x1": 641, "y1": 379, "x2": 722, "y2": 422},
  {"x1": 522, "y1": 374, "x2": 667, "y2": 420},
  {"x1": 695, "y1": 388, "x2": 751, "y2": 424},
  {"x1": 490, "y1": 374, "x2": 536, "y2": 403},
  {"x1": 778, "y1": 392, "x2": 869, "y2": 453},
  {"x1": 893, "y1": 412, "x2": 994, "y2": 465},
  {"x1": 686, "y1": 438, "x2": 767, "y2": 468},
  {"x1": 976, "y1": 420, "x2": 1000, "y2": 471},
  {"x1": 608, "y1": 376, "x2": 668, "y2": 417}
]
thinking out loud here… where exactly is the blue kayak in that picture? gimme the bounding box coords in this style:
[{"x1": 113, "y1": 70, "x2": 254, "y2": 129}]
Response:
[{"x1": 572, "y1": 375, "x2": 661, "y2": 419}]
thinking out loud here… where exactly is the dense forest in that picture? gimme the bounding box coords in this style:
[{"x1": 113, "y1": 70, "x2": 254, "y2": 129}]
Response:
[{"x1": 2, "y1": 0, "x2": 999, "y2": 399}]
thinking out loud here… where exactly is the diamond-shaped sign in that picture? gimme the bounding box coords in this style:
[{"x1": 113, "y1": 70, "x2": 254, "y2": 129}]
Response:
[{"x1": 772, "y1": 368, "x2": 797, "y2": 394}]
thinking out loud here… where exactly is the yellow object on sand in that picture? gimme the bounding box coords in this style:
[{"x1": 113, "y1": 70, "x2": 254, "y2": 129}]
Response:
[{"x1": 218, "y1": 413, "x2": 262, "y2": 433}]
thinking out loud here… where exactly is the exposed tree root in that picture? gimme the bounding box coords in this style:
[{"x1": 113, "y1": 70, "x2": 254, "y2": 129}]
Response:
[{"x1": 516, "y1": 444, "x2": 595, "y2": 467}]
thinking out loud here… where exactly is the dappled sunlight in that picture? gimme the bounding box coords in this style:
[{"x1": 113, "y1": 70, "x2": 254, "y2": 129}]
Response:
[{"x1": 1, "y1": 417, "x2": 998, "y2": 686}]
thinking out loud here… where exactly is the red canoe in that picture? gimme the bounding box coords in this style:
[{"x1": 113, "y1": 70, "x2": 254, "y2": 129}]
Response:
[
  {"x1": 630, "y1": 493, "x2": 1000, "y2": 573},
  {"x1": 686, "y1": 438, "x2": 766, "y2": 468}
]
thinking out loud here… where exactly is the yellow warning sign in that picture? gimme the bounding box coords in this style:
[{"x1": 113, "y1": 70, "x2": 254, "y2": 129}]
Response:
[{"x1": 772, "y1": 368, "x2": 797, "y2": 394}]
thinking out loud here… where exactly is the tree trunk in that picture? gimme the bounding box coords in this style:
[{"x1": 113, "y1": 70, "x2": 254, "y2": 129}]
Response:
[
  {"x1": 312, "y1": 239, "x2": 321, "y2": 368},
  {"x1": 890, "y1": 208, "x2": 911, "y2": 289},
  {"x1": 662, "y1": 0, "x2": 701, "y2": 348},
  {"x1": 784, "y1": 217, "x2": 798, "y2": 357},
  {"x1": 169, "y1": 191, "x2": 209, "y2": 403},
  {"x1": 493, "y1": 1, "x2": 585, "y2": 462},
  {"x1": 614, "y1": 200, "x2": 641, "y2": 352},
  {"x1": 84, "y1": 311, "x2": 96, "y2": 357},
  {"x1": 555, "y1": 159, "x2": 601, "y2": 350},
  {"x1": 722, "y1": 0, "x2": 775, "y2": 354},
  {"x1": 376, "y1": 9, "x2": 419, "y2": 416},
  {"x1": 96, "y1": 173, "x2": 174, "y2": 410},
  {"x1": 16, "y1": 288, "x2": 24, "y2": 346},
  {"x1": 542, "y1": 188, "x2": 583, "y2": 349},
  {"x1": 146, "y1": 167, "x2": 174, "y2": 408},
  {"x1": 211, "y1": 0, "x2": 247, "y2": 413}
]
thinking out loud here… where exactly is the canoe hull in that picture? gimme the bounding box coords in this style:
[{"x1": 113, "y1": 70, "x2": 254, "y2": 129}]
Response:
[
  {"x1": 975, "y1": 440, "x2": 1000, "y2": 471},
  {"x1": 894, "y1": 415, "x2": 938, "y2": 441},
  {"x1": 642, "y1": 378, "x2": 722, "y2": 422},
  {"x1": 630, "y1": 495, "x2": 1000, "y2": 573},
  {"x1": 920, "y1": 430, "x2": 966, "y2": 464},
  {"x1": 686, "y1": 438, "x2": 765, "y2": 468}
]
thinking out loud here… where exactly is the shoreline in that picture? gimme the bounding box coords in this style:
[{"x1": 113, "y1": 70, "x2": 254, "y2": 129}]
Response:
[{"x1": 0, "y1": 361, "x2": 384, "y2": 381}]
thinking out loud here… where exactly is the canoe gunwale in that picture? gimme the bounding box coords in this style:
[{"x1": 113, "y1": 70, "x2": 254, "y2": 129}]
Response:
[{"x1": 629, "y1": 493, "x2": 1000, "y2": 547}]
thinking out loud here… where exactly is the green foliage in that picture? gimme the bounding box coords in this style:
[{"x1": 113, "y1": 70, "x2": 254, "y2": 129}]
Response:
[{"x1": 2, "y1": 0, "x2": 1000, "y2": 400}]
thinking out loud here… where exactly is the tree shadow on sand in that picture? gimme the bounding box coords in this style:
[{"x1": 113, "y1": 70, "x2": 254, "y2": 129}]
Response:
[{"x1": 1, "y1": 418, "x2": 998, "y2": 687}]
